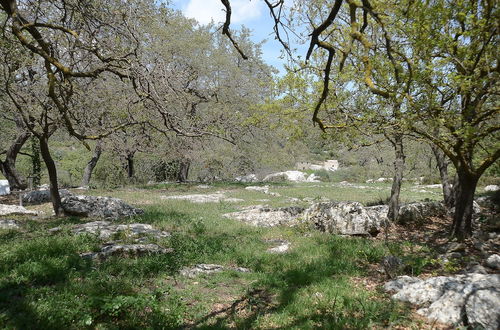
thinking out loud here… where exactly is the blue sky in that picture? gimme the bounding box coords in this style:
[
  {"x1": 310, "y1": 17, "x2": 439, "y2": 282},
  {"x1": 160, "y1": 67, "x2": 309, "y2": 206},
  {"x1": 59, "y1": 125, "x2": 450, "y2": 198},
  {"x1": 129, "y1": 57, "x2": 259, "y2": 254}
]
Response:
[{"x1": 168, "y1": 0, "x2": 293, "y2": 73}]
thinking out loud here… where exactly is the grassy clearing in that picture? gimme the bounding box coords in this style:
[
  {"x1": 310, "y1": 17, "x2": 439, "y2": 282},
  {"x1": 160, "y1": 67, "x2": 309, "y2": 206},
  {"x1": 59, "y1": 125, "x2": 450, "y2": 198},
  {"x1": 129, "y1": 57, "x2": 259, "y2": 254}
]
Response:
[{"x1": 0, "y1": 182, "x2": 442, "y2": 328}]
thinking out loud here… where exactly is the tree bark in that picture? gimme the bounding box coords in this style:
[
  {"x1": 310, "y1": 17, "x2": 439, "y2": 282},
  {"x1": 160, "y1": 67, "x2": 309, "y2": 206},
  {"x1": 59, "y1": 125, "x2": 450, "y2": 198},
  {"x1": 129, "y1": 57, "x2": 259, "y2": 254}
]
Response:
[
  {"x1": 388, "y1": 133, "x2": 405, "y2": 222},
  {"x1": 176, "y1": 159, "x2": 190, "y2": 182},
  {"x1": 0, "y1": 131, "x2": 30, "y2": 190},
  {"x1": 450, "y1": 169, "x2": 478, "y2": 241},
  {"x1": 81, "y1": 140, "x2": 103, "y2": 187},
  {"x1": 431, "y1": 144, "x2": 455, "y2": 208},
  {"x1": 126, "y1": 153, "x2": 134, "y2": 179},
  {"x1": 39, "y1": 136, "x2": 63, "y2": 216}
]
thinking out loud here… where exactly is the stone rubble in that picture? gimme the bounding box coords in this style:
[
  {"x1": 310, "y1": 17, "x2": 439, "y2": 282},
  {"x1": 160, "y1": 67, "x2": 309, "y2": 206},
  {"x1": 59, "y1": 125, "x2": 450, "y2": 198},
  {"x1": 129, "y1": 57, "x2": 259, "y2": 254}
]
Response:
[
  {"x1": 385, "y1": 273, "x2": 500, "y2": 329},
  {"x1": 81, "y1": 243, "x2": 172, "y2": 260},
  {"x1": 180, "y1": 264, "x2": 251, "y2": 278},
  {"x1": 223, "y1": 206, "x2": 305, "y2": 227},
  {"x1": 72, "y1": 221, "x2": 170, "y2": 240},
  {"x1": 61, "y1": 195, "x2": 144, "y2": 219}
]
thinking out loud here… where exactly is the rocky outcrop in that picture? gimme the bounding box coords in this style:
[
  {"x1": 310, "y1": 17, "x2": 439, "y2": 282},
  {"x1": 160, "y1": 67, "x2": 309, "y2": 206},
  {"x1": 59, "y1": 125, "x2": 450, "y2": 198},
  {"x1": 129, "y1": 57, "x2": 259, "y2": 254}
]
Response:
[
  {"x1": 22, "y1": 189, "x2": 72, "y2": 205},
  {"x1": 398, "y1": 201, "x2": 448, "y2": 224},
  {"x1": 61, "y1": 195, "x2": 143, "y2": 219},
  {"x1": 81, "y1": 243, "x2": 172, "y2": 260},
  {"x1": 0, "y1": 204, "x2": 37, "y2": 216},
  {"x1": 245, "y1": 185, "x2": 280, "y2": 196},
  {"x1": 223, "y1": 205, "x2": 305, "y2": 227},
  {"x1": 385, "y1": 273, "x2": 500, "y2": 329},
  {"x1": 72, "y1": 221, "x2": 170, "y2": 240},
  {"x1": 161, "y1": 193, "x2": 244, "y2": 203},
  {"x1": 484, "y1": 185, "x2": 499, "y2": 192},
  {"x1": 485, "y1": 254, "x2": 500, "y2": 270},
  {"x1": 263, "y1": 171, "x2": 307, "y2": 182},
  {"x1": 235, "y1": 174, "x2": 258, "y2": 183},
  {"x1": 304, "y1": 201, "x2": 387, "y2": 236},
  {"x1": 180, "y1": 264, "x2": 251, "y2": 278},
  {"x1": 0, "y1": 219, "x2": 21, "y2": 230}
]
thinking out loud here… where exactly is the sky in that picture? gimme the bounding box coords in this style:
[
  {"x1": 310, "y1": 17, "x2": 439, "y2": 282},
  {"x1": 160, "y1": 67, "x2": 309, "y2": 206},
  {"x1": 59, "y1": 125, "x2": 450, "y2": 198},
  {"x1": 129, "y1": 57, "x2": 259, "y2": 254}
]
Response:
[{"x1": 169, "y1": 0, "x2": 294, "y2": 73}]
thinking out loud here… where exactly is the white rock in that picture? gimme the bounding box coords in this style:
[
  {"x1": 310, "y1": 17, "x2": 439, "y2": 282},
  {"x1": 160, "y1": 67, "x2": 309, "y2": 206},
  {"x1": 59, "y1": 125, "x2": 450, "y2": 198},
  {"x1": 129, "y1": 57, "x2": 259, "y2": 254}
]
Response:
[
  {"x1": 0, "y1": 180, "x2": 10, "y2": 195},
  {"x1": 484, "y1": 185, "x2": 499, "y2": 192},
  {"x1": 485, "y1": 254, "x2": 500, "y2": 270},
  {"x1": 307, "y1": 174, "x2": 321, "y2": 182},
  {"x1": 224, "y1": 206, "x2": 305, "y2": 227},
  {"x1": 72, "y1": 221, "x2": 170, "y2": 240},
  {"x1": 62, "y1": 195, "x2": 143, "y2": 219},
  {"x1": 180, "y1": 264, "x2": 251, "y2": 278},
  {"x1": 466, "y1": 288, "x2": 500, "y2": 329},
  {"x1": 161, "y1": 193, "x2": 244, "y2": 203},
  {"x1": 235, "y1": 174, "x2": 258, "y2": 183},
  {"x1": 263, "y1": 170, "x2": 307, "y2": 182},
  {"x1": 0, "y1": 204, "x2": 37, "y2": 216},
  {"x1": 0, "y1": 219, "x2": 22, "y2": 230}
]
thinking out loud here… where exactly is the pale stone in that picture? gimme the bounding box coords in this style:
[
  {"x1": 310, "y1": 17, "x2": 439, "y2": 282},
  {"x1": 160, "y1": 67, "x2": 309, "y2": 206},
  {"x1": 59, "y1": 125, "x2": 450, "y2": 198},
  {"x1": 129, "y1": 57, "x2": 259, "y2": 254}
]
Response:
[
  {"x1": 62, "y1": 195, "x2": 143, "y2": 219},
  {"x1": 224, "y1": 206, "x2": 305, "y2": 227},
  {"x1": 161, "y1": 193, "x2": 244, "y2": 203},
  {"x1": 180, "y1": 264, "x2": 251, "y2": 278},
  {"x1": 0, "y1": 219, "x2": 21, "y2": 230},
  {"x1": 0, "y1": 180, "x2": 10, "y2": 195},
  {"x1": 484, "y1": 185, "x2": 499, "y2": 192},
  {"x1": 72, "y1": 221, "x2": 170, "y2": 240},
  {"x1": 0, "y1": 204, "x2": 37, "y2": 216}
]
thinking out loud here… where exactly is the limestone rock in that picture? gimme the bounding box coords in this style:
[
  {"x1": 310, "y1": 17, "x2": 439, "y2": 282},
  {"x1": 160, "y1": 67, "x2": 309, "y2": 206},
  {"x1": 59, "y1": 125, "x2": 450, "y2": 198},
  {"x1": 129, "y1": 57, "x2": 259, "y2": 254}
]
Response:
[
  {"x1": 61, "y1": 195, "x2": 143, "y2": 219},
  {"x1": 264, "y1": 239, "x2": 290, "y2": 254},
  {"x1": 304, "y1": 201, "x2": 387, "y2": 236},
  {"x1": 0, "y1": 180, "x2": 10, "y2": 195},
  {"x1": 484, "y1": 185, "x2": 499, "y2": 192},
  {"x1": 385, "y1": 273, "x2": 500, "y2": 329},
  {"x1": 0, "y1": 204, "x2": 37, "y2": 216},
  {"x1": 235, "y1": 174, "x2": 258, "y2": 183},
  {"x1": 485, "y1": 254, "x2": 500, "y2": 270},
  {"x1": 263, "y1": 170, "x2": 307, "y2": 182},
  {"x1": 81, "y1": 243, "x2": 172, "y2": 260},
  {"x1": 0, "y1": 219, "x2": 21, "y2": 230},
  {"x1": 180, "y1": 264, "x2": 251, "y2": 278},
  {"x1": 161, "y1": 193, "x2": 244, "y2": 203},
  {"x1": 398, "y1": 201, "x2": 447, "y2": 224},
  {"x1": 224, "y1": 206, "x2": 305, "y2": 227},
  {"x1": 72, "y1": 221, "x2": 170, "y2": 240},
  {"x1": 22, "y1": 189, "x2": 72, "y2": 205}
]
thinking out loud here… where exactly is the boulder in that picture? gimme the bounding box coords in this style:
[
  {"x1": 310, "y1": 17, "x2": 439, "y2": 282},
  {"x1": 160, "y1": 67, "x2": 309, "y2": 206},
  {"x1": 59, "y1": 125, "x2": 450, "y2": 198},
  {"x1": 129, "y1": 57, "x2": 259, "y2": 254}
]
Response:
[
  {"x1": 180, "y1": 264, "x2": 250, "y2": 278},
  {"x1": 484, "y1": 185, "x2": 499, "y2": 192},
  {"x1": 224, "y1": 205, "x2": 305, "y2": 227},
  {"x1": 398, "y1": 201, "x2": 447, "y2": 224},
  {"x1": 161, "y1": 193, "x2": 244, "y2": 203},
  {"x1": 306, "y1": 174, "x2": 321, "y2": 182},
  {"x1": 72, "y1": 221, "x2": 170, "y2": 240},
  {"x1": 304, "y1": 201, "x2": 387, "y2": 236},
  {"x1": 81, "y1": 243, "x2": 172, "y2": 260},
  {"x1": 385, "y1": 273, "x2": 500, "y2": 329},
  {"x1": 61, "y1": 195, "x2": 143, "y2": 219},
  {"x1": 0, "y1": 204, "x2": 37, "y2": 216},
  {"x1": 0, "y1": 180, "x2": 10, "y2": 195},
  {"x1": 0, "y1": 219, "x2": 21, "y2": 230},
  {"x1": 22, "y1": 189, "x2": 72, "y2": 205},
  {"x1": 485, "y1": 254, "x2": 500, "y2": 270},
  {"x1": 265, "y1": 239, "x2": 290, "y2": 254},
  {"x1": 263, "y1": 170, "x2": 307, "y2": 182}
]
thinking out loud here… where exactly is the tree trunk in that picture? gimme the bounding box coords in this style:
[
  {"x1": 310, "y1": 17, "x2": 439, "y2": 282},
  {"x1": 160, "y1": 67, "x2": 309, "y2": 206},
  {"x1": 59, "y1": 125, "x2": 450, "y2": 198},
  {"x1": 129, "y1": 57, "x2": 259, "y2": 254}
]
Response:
[
  {"x1": 450, "y1": 169, "x2": 478, "y2": 241},
  {"x1": 0, "y1": 131, "x2": 30, "y2": 190},
  {"x1": 177, "y1": 160, "x2": 190, "y2": 182},
  {"x1": 39, "y1": 136, "x2": 63, "y2": 216},
  {"x1": 431, "y1": 144, "x2": 455, "y2": 208},
  {"x1": 126, "y1": 153, "x2": 134, "y2": 179},
  {"x1": 31, "y1": 137, "x2": 41, "y2": 187},
  {"x1": 81, "y1": 141, "x2": 103, "y2": 187},
  {"x1": 388, "y1": 133, "x2": 405, "y2": 222}
]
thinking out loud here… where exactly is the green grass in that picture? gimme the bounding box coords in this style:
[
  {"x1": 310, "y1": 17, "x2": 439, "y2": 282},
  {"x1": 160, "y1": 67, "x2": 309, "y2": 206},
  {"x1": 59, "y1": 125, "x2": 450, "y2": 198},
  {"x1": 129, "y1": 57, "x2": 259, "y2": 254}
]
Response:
[{"x1": 0, "y1": 181, "x2": 442, "y2": 329}]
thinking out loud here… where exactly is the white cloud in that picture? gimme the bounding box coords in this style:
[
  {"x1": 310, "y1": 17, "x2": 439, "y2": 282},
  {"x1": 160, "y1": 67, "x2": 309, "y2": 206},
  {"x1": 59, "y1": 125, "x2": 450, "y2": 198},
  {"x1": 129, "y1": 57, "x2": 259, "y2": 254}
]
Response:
[{"x1": 183, "y1": 0, "x2": 262, "y2": 25}]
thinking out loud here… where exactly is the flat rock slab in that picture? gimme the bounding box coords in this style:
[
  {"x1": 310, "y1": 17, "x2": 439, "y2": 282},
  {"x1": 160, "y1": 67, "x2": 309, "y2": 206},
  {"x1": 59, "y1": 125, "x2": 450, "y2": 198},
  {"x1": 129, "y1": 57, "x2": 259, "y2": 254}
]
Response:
[
  {"x1": 0, "y1": 204, "x2": 37, "y2": 216},
  {"x1": 224, "y1": 206, "x2": 305, "y2": 227},
  {"x1": 161, "y1": 193, "x2": 244, "y2": 203},
  {"x1": 0, "y1": 219, "x2": 21, "y2": 230},
  {"x1": 264, "y1": 239, "x2": 290, "y2": 253},
  {"x1": 81, "y1": 243, "x2": 172, "y2": 260},
  {"x1": 245, "y1": 186, "x2": 280, "y2": 196},
  {"x1": 22, "y1": 189, "x2": 72, "y2": 205},
  {"x1": 72, "y1": 221, "x2": 170, "y2": 240},
  {"x1": 180, "y1": 264, "x2": 251, "y2": 278},
  {"x1": 62, "y1": 195, "x2": 144, "y2": 219},
  {"x1": 385, "y1": 273, "x2": 500, "y2": 329}
]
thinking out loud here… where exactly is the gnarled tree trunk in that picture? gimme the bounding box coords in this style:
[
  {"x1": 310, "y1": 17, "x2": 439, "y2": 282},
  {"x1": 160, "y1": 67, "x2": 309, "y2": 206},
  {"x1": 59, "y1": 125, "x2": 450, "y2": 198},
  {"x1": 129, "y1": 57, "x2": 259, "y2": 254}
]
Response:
[
  {"x1": 388, "y1": 133, "x2": 405, "y2": 222},
  {"x1": 81, "y1": 140, "x2": 103, "y2": 187},
  {"x1": 450, "y1": 168, "x2": 478, "y2": 241},
  {"x1": 39, "y1": 136, "x2": 63, "y2": 216},
  {"x1": 126, "y1": 152, "x2": 135, "y2": 179},
  {"x1": 177, "y1": 159, "x2": 190, "y2": 182},
  {"x1": 0, "y1": 131, "x2": 30, "y2": 190},
  {"x1": 431, "y1": 144, "x2": 455, "y2": 208}
]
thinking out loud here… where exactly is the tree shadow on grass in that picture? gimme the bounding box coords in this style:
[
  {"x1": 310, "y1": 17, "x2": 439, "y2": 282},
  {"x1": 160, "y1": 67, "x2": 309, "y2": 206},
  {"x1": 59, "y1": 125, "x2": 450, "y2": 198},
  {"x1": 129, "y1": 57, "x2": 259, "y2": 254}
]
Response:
[{"x1": 184, "y1": 236, "x2": 403, "y2": 329}]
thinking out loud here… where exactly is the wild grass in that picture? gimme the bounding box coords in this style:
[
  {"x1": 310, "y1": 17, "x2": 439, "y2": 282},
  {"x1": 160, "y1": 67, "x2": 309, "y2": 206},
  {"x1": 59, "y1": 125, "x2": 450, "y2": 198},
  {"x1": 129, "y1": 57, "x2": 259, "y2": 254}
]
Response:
[{"x1": 0, "y1": 181, "x2": 442, "y2": 328}]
